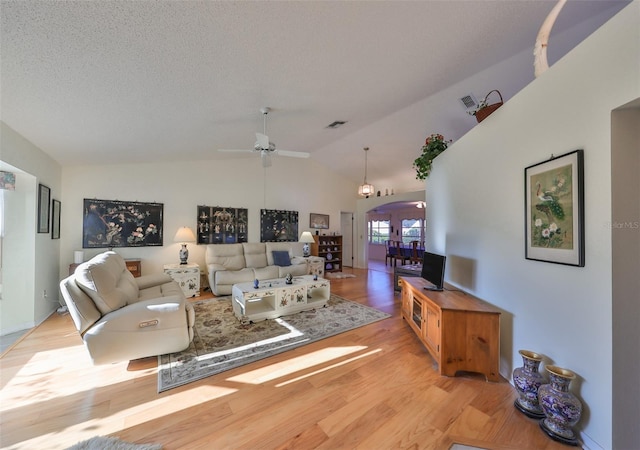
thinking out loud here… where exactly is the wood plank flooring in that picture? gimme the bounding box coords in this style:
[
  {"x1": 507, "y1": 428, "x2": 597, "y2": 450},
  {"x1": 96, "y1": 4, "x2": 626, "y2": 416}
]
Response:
[{"x1": 0, "y1": 265, "x2": 573, "y2": 449}]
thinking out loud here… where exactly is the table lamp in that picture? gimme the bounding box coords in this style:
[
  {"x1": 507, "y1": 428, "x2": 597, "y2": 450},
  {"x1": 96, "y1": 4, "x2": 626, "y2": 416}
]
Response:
[
  {"x1": 299, "y1": 231, "x2": 315, "y2": 257},
  {"x1": 174, "y1": 226, "x2": 196, "y2": 264}
]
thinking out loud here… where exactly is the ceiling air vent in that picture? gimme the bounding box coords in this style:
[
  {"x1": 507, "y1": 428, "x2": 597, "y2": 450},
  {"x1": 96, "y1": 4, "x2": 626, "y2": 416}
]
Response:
[
  {"x1": 326, "y1": 120, "x2": 347, "y2": 129},
  {"x1": 459, "y1": 94, "x2": 479, "y2": 110}
]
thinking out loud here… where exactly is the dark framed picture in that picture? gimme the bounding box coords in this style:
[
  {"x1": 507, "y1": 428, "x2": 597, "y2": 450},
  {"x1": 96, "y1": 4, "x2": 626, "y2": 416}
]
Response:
[
  {"x1": 260, "y1": 209, "x2": 298, "y2": 242},
  {"x1": 83, "y1": 198, "x2": 163, "y2": 248},
  {"x1": 525, "y1": 149, "x2": 584, "y2": 266},
  {"x1": 197, "y1": 206, "x2": 248, "y2": 244},
  {"x1": 51, "y1": 199, "x2": 61, "y2": 239},
  {"x1": 310, "y1": 213, "x2": 329, "y2": 229},
  {"x1": 37, "y1": 184, "x2": 51, "y2": 233}
]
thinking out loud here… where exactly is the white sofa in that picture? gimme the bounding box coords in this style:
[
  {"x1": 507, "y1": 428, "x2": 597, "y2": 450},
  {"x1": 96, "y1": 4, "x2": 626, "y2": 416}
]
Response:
[
  {"x1": 205, "y1": 242, "x2": 322, "y2": 295},
  {"x1": 59, "y1": 251, "x2": 195, "y2": 365}
]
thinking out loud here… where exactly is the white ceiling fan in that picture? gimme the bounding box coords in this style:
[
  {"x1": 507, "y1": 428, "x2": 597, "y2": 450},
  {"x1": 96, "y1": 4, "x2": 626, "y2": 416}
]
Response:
[{"x1": 218, "y1": 107, "x2": 310, "y2": 167}]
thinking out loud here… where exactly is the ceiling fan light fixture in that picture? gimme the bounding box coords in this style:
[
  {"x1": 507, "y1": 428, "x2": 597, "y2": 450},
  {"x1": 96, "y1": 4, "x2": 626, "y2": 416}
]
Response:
[{"x1": 358, "y1": 147, "x2": 375, "y2": 197}]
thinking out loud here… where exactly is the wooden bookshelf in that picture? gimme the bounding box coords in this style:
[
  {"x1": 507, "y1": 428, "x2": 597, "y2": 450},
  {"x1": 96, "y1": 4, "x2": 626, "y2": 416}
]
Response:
[{"x1": 311, "y1": 235, "x2": 342, "y2": 273}]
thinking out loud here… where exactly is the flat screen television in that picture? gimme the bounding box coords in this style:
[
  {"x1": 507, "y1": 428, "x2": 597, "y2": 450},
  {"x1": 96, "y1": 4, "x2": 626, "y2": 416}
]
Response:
[{"x1": 421, "y1": 251, "x2": 446, "y2": 291}]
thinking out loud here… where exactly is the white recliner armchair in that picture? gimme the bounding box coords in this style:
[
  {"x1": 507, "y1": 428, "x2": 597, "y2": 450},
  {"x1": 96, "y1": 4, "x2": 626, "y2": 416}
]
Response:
[{"x1": 59, "y1": 251, "x2": 195, "y2": 365}]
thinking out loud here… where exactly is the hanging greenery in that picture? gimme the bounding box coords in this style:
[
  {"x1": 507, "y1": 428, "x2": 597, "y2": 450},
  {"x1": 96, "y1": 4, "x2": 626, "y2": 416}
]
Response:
[{"x1": 413, "y1": 133, "x2": 452, "y2": 180}]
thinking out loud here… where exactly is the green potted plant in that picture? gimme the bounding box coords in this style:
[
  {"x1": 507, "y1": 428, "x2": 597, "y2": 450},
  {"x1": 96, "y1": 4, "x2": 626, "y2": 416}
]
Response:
[{"x1": 413, "y1": 133, "x2": 452, "y2": 180}]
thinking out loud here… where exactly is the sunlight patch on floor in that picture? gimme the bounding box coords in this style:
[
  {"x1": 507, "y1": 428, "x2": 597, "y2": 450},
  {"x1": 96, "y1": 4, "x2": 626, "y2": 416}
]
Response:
[
  {"x1": 226, "y1": 345, "x2": 369, "y2": 384},
  {"x1": 275, "y1": 348, "x2": 382, "y2": 387}
]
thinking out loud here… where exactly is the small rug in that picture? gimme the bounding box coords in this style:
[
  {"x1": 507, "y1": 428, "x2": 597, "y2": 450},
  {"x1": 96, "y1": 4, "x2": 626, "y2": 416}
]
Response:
[
  {"x1": 66, "y1": 436, "x2": 162, "y2": 450},
  {"x1": 158, "y1": 294, "x2": 390, "y2": 392},
  {"x1": 325, "y1": 272, "x2": 356, "y2": 279}
]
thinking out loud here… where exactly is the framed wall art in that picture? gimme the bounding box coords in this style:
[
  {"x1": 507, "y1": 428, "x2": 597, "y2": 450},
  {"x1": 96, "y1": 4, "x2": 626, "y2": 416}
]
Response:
[
  {"x1": 37, "y1": 184, "x2": 51, "y2": 233},
  {"x1": 260, "y1": 209, "x2": 298, "y2": 242},
  {"x1": 525, "y1": 149, "x2": 584, "y2": 266},
  {"x1": 0, "y1": 171, "x2": 16, "y2": 190},
  {"x1": 51, "y1": 199, "x2": 61, "y2": 239},
  {"x1": 83, "y1": 198, "x2": 163, "y2": 248},
  {"x1": 310, "y1": 213, "x2": 329, "y2": 229},
  {"x1": 197, "y1": 206, "x2": 248, "y2": 244}
]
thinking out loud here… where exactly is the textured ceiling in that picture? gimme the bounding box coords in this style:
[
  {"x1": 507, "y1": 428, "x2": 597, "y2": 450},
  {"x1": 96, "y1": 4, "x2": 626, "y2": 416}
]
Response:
[{"x1": 0, "y1": 0, "x2": 630, "y2": 193}]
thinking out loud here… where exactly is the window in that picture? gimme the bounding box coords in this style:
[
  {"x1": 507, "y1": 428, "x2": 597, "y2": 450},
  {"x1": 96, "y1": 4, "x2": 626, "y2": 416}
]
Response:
[
  {"x1": 401, "y1": 218, "x2": 424, "y2": 244},
  {"x1": 368, "y1": 219, "x2": 390, "y2": 244}
]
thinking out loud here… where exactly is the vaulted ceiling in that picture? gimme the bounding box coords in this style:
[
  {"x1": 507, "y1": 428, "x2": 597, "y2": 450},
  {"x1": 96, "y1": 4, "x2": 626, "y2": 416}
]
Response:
[{"x1": 0, "y1": 0, "x2": 630, "y2": 193}]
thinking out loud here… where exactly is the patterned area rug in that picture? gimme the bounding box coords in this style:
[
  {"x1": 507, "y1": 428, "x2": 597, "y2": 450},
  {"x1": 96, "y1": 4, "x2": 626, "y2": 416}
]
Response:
[{"x1": 157, "y1": 294, "x2": 390, "y2": 392}]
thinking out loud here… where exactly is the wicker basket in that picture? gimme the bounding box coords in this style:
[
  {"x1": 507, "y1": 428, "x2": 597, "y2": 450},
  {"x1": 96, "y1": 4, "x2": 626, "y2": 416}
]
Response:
[{"x1": 475, "y1": 90, "x2": 503, "y2": 123}]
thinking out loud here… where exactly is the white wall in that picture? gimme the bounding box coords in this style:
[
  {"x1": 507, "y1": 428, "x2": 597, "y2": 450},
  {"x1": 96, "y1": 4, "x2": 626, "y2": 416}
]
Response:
[
  {"x1": 60, "y1": 156, "x2": 357, "y2": 277},
  {"x1": 611, "y1": 101, "x2": 640, "y2": 450},
  {"x1": 1, "y1": 122, "x2": 62, "y2": 331},
  {"x1": 425, "y1": 4, "x2": 639, "y2": 449}
]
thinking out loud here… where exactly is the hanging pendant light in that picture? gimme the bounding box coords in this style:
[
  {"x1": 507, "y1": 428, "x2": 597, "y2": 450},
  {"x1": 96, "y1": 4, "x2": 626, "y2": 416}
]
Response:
[{"x1": 358, "y1": 147, "x2": 375, "y2": 197}]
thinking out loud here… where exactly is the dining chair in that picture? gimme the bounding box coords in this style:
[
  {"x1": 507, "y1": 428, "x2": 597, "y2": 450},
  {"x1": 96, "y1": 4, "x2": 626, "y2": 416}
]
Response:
[
  {"x1": 385, "y1": 240, "x2": 395, "y2": 266},
  {"x1": 409, "y1": 240, "x2": 422, "y2": 265},
  {"x1": 392, "y1": 240, "x2": 409, "y2": 267}
]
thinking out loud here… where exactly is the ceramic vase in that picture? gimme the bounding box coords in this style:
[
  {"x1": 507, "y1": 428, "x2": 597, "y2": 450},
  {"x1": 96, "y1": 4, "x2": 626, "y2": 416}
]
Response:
[
  {"x1": 179, "y1": 244, "x2": 188, "y2": 265},
  {"x1": 512, "y1": 350, "x2": 546, "y2": 418},
  {"x1": 538, "y1": 365, "x2": 582, "y2": 446}
]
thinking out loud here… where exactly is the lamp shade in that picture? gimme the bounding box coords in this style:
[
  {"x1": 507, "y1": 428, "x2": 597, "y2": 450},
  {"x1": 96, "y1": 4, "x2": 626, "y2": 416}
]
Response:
[
  {"x1": 358, "y1": 147, "x2": 374, "y2": 197},
  {"x1": 358, "y1": 183, "x2": 375, "y2": 197},
  {"x1": 174, "y1": 226, "x2": 196, "y2": 243},
  {"x1": 299, "y1": 231, "x2": 315, "y2": 243}
]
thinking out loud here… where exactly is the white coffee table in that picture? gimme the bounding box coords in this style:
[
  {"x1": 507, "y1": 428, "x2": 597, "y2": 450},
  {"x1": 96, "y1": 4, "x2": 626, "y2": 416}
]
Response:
[{"x1": 231, "y1": 275, "x2": 330, "y2": 323}]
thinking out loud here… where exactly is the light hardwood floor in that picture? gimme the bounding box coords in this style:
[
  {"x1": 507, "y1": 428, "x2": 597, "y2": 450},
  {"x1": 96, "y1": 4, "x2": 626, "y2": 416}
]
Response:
[{"x1": 0, "y1": 264, "x2": 572, "y2": 449}]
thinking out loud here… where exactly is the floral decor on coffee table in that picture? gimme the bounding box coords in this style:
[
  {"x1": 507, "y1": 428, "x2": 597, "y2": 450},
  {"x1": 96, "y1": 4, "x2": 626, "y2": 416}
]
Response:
[{"x1": 413, "y1": 134, "x2": 452, "y2": 180}]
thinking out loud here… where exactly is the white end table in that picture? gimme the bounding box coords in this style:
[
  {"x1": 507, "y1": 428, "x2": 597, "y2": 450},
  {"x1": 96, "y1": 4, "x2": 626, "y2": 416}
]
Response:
[
  {"x1": 163, "y1": 263, "x2": 200, "y2": 297},
  {"x1": 307, "y1": 256, "x2": 325, "y2": 277}
]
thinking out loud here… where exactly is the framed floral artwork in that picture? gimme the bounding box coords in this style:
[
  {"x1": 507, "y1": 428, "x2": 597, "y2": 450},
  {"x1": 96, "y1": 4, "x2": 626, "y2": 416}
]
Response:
[
  {"x1": 310, "y1": 213, "x2": 329, "y2": 229},
  {"x1": 83, "y1": 199, "x2": 163, "y2": 248},
  {"x1": 525, "y1": 149, "x2": 584, "y2": 266}
]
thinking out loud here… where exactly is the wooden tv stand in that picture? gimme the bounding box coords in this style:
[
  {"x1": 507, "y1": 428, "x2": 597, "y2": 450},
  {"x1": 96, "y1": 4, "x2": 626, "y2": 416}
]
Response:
[{"x1": 400, "y1": 276, "x2": 501, "y2": 382}]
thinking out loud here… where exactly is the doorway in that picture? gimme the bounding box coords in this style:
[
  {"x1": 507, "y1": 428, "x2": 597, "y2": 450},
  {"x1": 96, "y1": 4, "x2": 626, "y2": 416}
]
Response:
[{"x1": 340, "y1": 211, "x2": 353, "y2": 267}]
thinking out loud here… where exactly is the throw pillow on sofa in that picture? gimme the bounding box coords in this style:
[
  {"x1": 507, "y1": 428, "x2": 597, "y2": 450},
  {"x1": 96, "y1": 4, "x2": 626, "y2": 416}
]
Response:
[{"x1": 272, "y1": 250, "x2": 291, "y2": 267}]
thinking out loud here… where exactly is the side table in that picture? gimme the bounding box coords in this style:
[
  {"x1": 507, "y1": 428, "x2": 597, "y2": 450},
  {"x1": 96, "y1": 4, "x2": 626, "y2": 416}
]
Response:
[
  {"x1": 163, "y1": 263, "x2": 200, "y2": 297},
  {"x1": 307, "y1": 256, "x2": 325, "y2": 277},
  {"x1": 69, "y1": 258, "x2": 141, "y2": 277}
]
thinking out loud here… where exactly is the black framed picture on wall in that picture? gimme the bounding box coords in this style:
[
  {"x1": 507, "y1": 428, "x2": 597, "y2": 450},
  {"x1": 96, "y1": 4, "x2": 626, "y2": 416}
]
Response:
[
  {"x1": 260, "y1": 209, "x2": 298, "y2": 242},
  {"x1": 37, "y1": 184, "x2": 50, "y2": 233},
  {"x1": 82, "y1": 198, "x2": 163, "y2": 248},
  {"x1": 51, "y1": 199, "x2": 61, "y2": 239}
]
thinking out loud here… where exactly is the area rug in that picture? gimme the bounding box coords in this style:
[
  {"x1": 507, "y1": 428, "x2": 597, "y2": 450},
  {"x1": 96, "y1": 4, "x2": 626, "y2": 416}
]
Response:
[
  {"x1": 66, "y1": 436, "x2": 162, "y2": 450},
  {"x1": 325, "y1": 272, "x2": 356, "y2": 279},
  {"x1": 157, "y1": 294, "x2": 390, "y2": 392}
]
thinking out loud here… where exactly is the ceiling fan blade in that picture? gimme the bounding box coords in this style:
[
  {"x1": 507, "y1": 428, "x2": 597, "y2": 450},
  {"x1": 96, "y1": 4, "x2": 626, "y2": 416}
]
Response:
[
  {"x1": 261, "y1": 150, "x2": 272, "y2": 167},
  {"x1": 256, "y1": 132, "x2": 269, "y2": 150},
  {"x1": 276, "y1": 150, "x2": 310, "y2": 158},
  {"x1": 218, "y1": 149, "x2": 254, "y2": 153}
]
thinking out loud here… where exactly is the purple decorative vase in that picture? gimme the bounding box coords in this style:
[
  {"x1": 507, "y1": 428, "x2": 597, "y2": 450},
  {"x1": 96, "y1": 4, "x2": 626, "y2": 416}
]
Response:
[
  {"x1": 512, "y1": 350, "x2": 546, "y2": 418},
  {"x1": 538, "y1": 365, "x2": 582, "y2": 446}
]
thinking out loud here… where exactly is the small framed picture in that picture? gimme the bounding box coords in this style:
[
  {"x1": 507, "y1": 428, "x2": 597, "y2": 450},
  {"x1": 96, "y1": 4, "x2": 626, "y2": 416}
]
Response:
[
  {"x1": 51, "y1": 199, "x2": 61, "y2": 239},
  {"x1": 310, "y1": 213, "x2": 329, "y2": 229},
  {"x1": 37, "y1": 184, "x2": 51, "y2": 233},
  {"x1": 525, "y1": 149, "x2": 585, "y2": 266}
]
